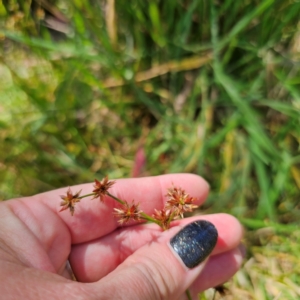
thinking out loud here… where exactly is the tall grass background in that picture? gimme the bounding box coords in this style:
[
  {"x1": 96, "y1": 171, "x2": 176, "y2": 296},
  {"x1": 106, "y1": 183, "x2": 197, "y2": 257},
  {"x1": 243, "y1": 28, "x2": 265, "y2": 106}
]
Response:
[{"x1": 1, "y1": 0, "x2": 300, "y2": 298}]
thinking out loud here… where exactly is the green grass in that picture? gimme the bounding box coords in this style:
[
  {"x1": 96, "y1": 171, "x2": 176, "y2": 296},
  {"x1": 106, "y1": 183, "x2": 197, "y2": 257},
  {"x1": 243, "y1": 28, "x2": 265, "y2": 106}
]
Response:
[{"x1": 1, "y1": 0, "x2": 300, "y2": 298}]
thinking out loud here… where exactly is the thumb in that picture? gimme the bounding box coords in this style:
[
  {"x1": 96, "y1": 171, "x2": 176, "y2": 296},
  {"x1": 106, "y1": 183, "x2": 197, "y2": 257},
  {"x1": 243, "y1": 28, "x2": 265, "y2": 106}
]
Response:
[{"x1": 91, "y1": 220, "x2": 218, "y2": 300}]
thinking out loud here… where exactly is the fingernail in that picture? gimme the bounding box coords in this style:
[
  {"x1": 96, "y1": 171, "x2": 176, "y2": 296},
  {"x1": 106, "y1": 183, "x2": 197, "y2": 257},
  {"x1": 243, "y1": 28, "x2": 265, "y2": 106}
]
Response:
[{"x1": 170, "y1": 220, "x2": 218, "y2": 269}]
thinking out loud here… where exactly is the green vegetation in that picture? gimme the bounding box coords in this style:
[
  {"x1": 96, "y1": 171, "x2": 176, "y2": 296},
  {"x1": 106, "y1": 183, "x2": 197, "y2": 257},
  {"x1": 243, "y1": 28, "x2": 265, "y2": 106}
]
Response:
[{"x1": 1, "y1": 0, "x2": 300, "y2": 298}]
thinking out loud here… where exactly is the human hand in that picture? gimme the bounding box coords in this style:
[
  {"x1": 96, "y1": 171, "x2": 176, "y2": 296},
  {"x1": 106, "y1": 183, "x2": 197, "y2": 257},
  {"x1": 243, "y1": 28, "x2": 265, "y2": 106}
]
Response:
[{"x1": 0, "y1": 174, "x2": 243, "y2": 299}]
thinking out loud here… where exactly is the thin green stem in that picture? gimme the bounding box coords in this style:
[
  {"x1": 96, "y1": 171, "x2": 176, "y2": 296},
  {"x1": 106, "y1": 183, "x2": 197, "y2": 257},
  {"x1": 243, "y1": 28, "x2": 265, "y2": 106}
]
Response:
[
  {"x1": 212, "y1": 289, "x2": 217, "y2": 300},
  {"x1": 185, "y1": 289, "x2": 192, "y2": 300},
  {"x1": 108, "y1": 192, "x2": 162, "y2": 226},
  {"x1": 107, "y1": 192, "x2": 125, "y2": 205},
  {"x1": 140, "y1": 212, "x2": 161, "y2": 226},
  {"x1": 79, "y1": 193, "x2": 96, "y2": 199},
  {"x1": 167, "y1": 210, "x2": 177, "y2": 229}
]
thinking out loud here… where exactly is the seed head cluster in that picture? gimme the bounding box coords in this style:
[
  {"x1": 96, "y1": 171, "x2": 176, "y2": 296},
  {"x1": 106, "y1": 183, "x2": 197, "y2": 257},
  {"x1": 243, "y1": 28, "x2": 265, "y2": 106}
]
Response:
[
  {"x1": 59, "y1": 177, "x2": 198, "y2": 230},
  {"x1": 152, "y1": 186, "x2": 198, "y2": 230},
  {"x1": 165, "y1": 186, "x2": 198, "y2": 219}
]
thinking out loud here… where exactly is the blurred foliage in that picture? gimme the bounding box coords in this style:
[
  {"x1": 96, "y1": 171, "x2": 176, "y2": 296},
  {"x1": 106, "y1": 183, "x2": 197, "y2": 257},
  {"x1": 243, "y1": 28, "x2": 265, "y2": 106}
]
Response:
[
  {"x1": 1, "y1": 1, "x2": 300, "y2": 298},
  {"x1": 201, "y1": 228, "x2": 300, "y2": 299},
  {"x1": 0, "y1": 0, "x2": 300, "y2": 222}
]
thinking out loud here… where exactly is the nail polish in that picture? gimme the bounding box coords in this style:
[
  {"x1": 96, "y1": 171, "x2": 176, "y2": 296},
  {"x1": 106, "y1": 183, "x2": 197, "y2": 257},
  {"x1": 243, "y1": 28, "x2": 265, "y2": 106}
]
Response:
[{"x1": 170, "y1": 220, "x2": 218, "y2": 268}]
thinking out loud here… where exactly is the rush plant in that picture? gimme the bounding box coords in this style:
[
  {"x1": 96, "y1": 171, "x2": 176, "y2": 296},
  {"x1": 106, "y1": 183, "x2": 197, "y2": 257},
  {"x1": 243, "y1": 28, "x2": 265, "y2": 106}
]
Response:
[{"x1": 59, "y1": 176, "x2": 198, "y2": 231}]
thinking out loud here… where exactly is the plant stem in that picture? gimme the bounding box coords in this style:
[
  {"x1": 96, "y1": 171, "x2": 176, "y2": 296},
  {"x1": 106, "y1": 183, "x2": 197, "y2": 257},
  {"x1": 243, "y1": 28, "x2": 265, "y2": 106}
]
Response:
[
  {"x1": 107, "y1": 192, "x2": 125, "y2": 205},
  {"x1": 185, "y1": 289, "x2": 192, "y2": 300},
  {"x1": 167, "y1": 210, "x2": 177, "y2": 229},
  {"x1": 140, "y1": 212, "x2": 161, "y2": 226},
  {"x1": 79, "y1": 193, "x2": 96, "y2": 199}
]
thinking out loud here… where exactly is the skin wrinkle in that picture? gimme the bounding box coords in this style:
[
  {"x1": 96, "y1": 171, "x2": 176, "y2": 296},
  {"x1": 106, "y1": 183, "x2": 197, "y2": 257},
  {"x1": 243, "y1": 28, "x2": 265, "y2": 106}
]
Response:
[
  {"x1": 117, "y1": 227, "x2": 133, "y2": 266},
  {"x1": 132, "y1": 263, "x2": 164, "y2": 300},
  {"x1": 0, "y1": 248, "x2": 20, "y2": 265},
  {"x1": 117, "y1": 231, "x2": 185, "y2": 300},
  {"x1": 14, "y1": 195, "x2": 70, "y2": 274},
  {"x1": 0, "y1": 257, "x2": 88, "y2": 300},
  {"x1": 86, "y1": 269, "x2": 122, "y2": 299},
  {"x1": 33, "y1": 193, "x2": 71, "y2": 246},
  {"x1": 144, "y1": 256, "x2": 175, "y2": 299},
  {"x1": 32, "y1": 197, "x2": 72, "y2": 251},
  {"x1": 0, "y1": 208, "x2": 23, "y2": 264},
  {"x1": 119, "y1": 236, "x2": 195, "y2": 300},
  {"x1": 9, "y1": 204, "x2": 56, "y2": 273},
  {"x1": 9, "y1": 199, "x2": 66, "y2": 270},
  {"x1": 8, "y1": 199, "x2": 49, "y2": 250},
  {"x1": 108, "y1": 264, "x2": 162, "y2": 300},
  {"x1": 41, "y1": 218, "x2": 71, "y2": 274}
]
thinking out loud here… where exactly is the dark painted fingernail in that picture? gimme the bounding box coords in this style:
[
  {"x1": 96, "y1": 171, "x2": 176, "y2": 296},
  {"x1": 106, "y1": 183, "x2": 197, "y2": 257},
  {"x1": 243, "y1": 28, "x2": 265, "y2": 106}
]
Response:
[{"x1": 170, "y1": 220, "x2": 218, "y2": 268}]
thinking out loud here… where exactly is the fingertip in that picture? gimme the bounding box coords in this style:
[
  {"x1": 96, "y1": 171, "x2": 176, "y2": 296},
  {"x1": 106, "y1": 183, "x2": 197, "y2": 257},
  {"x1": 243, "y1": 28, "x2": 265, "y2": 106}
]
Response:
[
  {"x1": 190, "y1": 245, "x2": 245, "y2": 296},
  {"x1": 170, "y1": 213, "x2": 244, "y2": 254},
  {"x1": 213, "y1": 213, "x2": 244, "y2": 251}
]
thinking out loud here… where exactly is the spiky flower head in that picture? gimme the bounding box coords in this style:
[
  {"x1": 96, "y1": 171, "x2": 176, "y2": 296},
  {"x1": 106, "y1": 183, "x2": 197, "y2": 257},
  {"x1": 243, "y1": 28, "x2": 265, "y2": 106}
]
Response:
[
  {"x1": 92, "y1": 176, "x2": 116, "y2": 201},
  {"x1": 152, "y1": 208, "x2": 172, "y2": 230},
  {"x1": 165, "y1": 186, "x2": 198, "y2": 218},
  {"x1": 59, "y1": 188, "x2": 81, "y2": 216},
  {"x1": 113, "y1": 201, "x2": 142, "y2": 225}
]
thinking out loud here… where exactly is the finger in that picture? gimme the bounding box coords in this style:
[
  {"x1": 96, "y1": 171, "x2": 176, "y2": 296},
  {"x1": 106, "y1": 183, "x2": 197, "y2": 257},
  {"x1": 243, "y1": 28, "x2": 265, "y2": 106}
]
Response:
[
  {"x1": 86, "y1": 220, "x2": 219, "y2": 300},
  {"x1": 189, "y1": 245, "x2": 244, "y2": 297},
  {"x1": 40, "y1": 174, "x2": 209, "y2": 243},
  {"x1": 3, "y1": 199, "x2": 70, "y2": 274},
  {"x1": 70, "y1": 214, "x2": 243, "y2": 282}
]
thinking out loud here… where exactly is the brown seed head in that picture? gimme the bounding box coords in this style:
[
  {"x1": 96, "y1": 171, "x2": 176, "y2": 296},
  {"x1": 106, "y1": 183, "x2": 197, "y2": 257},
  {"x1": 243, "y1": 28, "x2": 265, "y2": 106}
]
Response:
[
  {"x1": 59, "y1": 188, "x2": 81, "y2": 216},
  {"x1": 152, "y1": 208, "x2": 172, "y2": 230},
  {"x1": 113, "y1": 201, "x2": 142, "y2": 225},
  {"x1": 165, "y1": 186, "x2": 198, "y2": 218},
  {"x1": 92, "y1": 176, "x2": 116, "y2": 201}
]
